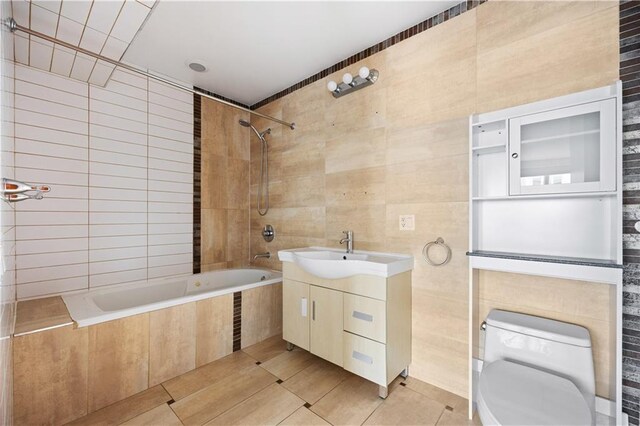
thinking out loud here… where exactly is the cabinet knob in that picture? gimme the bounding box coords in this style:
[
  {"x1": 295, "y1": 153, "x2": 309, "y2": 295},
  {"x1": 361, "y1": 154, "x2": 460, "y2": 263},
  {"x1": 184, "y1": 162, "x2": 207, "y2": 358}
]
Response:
[{"x1": 511, "y1": 153, "x2": 519, "y2": 159}]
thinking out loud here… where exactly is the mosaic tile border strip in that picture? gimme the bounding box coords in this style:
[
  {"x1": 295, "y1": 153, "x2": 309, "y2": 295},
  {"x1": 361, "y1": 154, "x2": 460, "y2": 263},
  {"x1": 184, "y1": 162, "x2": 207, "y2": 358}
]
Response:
[
  {"x1": 621, "y1": 1, "x2": 640, "y2": 424},
  {"x1": 249, "y1": 0, "x2": 486, "y2": 110},
  {"x1": 193, "y1": 92, "x2": 201, "y2": 275},
  {"x1": 233, "y1": 292, "x2": 242, "y2": 351}
]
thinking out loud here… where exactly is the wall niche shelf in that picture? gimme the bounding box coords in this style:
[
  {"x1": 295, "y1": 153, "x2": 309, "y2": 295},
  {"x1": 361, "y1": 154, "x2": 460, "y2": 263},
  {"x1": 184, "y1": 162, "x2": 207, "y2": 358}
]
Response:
[{"x1": 467, "y1": 82, "x2": 624, "y2": 424}]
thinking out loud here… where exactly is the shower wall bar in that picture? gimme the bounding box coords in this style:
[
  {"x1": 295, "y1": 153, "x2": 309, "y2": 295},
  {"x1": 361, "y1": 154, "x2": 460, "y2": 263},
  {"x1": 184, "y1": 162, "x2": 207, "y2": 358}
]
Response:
[{"x1": 5, "y1": 18, "x2": 296, "y2": 130}]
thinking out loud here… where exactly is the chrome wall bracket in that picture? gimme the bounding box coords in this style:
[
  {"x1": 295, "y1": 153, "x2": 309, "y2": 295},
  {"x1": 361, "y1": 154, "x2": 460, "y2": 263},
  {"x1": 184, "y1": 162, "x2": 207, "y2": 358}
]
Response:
[
  {"x1": 331, "y1": 69, "x2": 379, "y2": 98},
  {"x1": 5, "y1": 18, "x2": 16, "y2": 32}
]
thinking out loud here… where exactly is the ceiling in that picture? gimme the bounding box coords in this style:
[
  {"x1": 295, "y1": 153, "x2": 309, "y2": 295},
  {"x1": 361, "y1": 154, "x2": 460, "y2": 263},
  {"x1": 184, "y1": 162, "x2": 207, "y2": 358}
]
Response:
[
  {"x1": 11, "y1": 0, "x2": 154, "y2": 86},
  {"x1": 124, "y1": 1, "x2": 459, "y2": 106}
]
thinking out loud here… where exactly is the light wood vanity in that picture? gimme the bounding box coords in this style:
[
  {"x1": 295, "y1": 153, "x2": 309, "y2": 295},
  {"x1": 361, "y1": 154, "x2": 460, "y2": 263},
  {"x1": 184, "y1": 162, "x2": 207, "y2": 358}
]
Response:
[{"x1": 281, "y1": 261, "x2": 412, "y2": 398}]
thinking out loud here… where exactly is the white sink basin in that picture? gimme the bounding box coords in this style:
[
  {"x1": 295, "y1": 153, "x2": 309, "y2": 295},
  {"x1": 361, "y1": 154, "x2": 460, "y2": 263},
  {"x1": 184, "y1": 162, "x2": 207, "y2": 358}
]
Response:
[{"x1": 278, "y1": 247, "x2": 413, "y2": 279}]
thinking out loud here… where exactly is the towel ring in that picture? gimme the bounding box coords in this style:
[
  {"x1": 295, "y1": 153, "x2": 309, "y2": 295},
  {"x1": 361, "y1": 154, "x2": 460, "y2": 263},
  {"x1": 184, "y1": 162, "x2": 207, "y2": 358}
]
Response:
[{"x1": 423, "y1": 237, "x2": 451, "y2": 266}]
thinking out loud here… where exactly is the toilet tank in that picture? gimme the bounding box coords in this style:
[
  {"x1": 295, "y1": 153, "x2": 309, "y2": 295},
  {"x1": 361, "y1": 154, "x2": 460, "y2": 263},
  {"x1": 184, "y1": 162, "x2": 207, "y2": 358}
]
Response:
[{"x1": 483, "y1": 310, "x2": 595, "y2": 409}]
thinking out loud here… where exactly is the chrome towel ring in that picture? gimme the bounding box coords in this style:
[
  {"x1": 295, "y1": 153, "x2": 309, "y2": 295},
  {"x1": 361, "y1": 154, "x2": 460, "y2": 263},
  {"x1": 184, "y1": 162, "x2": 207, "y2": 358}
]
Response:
[{"x1": 423, "y1": 237, "x2": 452, "y2": 266}]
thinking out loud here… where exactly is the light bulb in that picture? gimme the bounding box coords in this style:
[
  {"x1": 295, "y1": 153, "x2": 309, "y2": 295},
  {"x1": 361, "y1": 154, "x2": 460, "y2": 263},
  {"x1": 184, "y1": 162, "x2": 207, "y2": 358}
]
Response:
[
  {"x1": 342, "y1": 73, "x2": 353, "y2": 85},
  {"x1": 327, "y1": 80, "x2": 337, "y2": 92},
  {"x1": 359, "y1": 66, "x2": 370, "y2": 79}
]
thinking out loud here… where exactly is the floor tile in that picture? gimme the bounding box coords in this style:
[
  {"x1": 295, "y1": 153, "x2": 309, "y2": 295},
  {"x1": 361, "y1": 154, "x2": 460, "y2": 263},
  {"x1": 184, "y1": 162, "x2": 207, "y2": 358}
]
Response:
[
  {"x1": 121, "y1": 404, "x2": 182, "y2": 426},
  {"x1": 260, "y1": 348, "x2": 318, "y2": 381},
  {"x1": 436, "y1": 409, "x2": 482, "y2": 426},
  {"x1": 242, "y1": 334, "x2": 289, "y2": 362},
  {"x1": 67, "y1": 386, "x2": 172, "y2": 426},
  {"x1": 205, "y1": 383, "x2": 304, "y2": 425},
  {"x1": 279, "y1": 407, "x2": 331, "y2": 426},
  {"x1": 311, "y1": 375, "x2": 384, "y2": 426},
  {"x1": 171, "y1": 364, "x2": 277, "y2": 425},
  {"x1": 282, "y1": 357, "x2": 351, "y2": 404},
  {"x1": 404, "y1": 377, "x2": 468, "y2": 413},
  {"x1": 364, "y1": 385, "x2": 445, "y2": 425},
  {"x1": 162, "y1": 350, "x2": 256, "y2": 401}
]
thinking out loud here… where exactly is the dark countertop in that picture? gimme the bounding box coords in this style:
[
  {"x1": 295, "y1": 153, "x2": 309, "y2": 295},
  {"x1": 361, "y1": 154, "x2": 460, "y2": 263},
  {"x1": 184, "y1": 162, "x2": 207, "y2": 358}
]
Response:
[{"x1": 466, "y1": 250, "x2": 623, "y2": 269}]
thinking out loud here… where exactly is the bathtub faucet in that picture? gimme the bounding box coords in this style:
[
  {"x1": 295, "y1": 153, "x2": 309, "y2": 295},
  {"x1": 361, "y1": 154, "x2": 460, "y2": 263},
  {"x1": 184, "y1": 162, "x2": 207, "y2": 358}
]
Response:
[{"x1": 253, "y1": 252, "x2": 271, "y2": 261}]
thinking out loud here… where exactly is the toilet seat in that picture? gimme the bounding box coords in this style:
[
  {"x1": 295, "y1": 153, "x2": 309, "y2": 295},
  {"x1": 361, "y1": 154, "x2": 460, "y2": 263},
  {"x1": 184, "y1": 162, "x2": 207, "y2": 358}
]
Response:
[{"x1": 477, "y1": 360, "x2": 593, "y2": 426}]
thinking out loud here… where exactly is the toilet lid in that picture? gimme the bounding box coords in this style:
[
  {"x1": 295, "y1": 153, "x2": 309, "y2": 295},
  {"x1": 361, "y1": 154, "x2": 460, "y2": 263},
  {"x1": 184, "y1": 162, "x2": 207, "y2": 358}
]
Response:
[{"x1": 479, "y1": 360, "x2": 592, "y2": 426}]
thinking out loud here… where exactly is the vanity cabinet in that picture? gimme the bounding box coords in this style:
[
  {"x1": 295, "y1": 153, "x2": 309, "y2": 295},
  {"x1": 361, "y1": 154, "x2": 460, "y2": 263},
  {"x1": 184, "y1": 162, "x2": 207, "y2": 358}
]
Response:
[
  {"x1": 283, "y1": 280, "x2": 344, "y2": 366},
  {"x1": 282, "y1": 262, "x2": 411, "y2": 398}
]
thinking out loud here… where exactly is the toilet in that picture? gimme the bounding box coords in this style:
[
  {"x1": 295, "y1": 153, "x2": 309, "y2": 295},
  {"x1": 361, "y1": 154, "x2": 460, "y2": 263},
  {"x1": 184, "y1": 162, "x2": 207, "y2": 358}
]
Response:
[{"x1": 477, "y1": 310, "x2": 595, "y2": 426}]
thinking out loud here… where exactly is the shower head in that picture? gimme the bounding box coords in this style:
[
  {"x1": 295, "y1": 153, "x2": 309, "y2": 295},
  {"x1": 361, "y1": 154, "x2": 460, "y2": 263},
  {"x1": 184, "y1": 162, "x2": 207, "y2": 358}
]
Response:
[{"x1": 238, "y1": 119, "x2": 271, "y2": 140}]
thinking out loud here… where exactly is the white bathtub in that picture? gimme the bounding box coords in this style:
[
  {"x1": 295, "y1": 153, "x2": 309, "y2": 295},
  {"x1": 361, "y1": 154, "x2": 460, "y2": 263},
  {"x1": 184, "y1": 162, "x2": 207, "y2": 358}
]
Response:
[{"x1": 62, "y1": 268, "x2": 282, "y2": 327}]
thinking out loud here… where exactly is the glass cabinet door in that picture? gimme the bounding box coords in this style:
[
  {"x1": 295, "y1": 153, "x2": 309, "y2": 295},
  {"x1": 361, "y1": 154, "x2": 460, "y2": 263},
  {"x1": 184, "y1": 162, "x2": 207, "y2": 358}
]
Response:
[{"x1": 509, "y1": 98, "x2": 616, "y2": 195}]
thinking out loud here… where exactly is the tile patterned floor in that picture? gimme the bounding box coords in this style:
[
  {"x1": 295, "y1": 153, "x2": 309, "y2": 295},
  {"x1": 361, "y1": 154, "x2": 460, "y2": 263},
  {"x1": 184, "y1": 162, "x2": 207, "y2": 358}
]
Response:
[{"x1": 68, "y1": 335, "x2": 481, "y2": 426}]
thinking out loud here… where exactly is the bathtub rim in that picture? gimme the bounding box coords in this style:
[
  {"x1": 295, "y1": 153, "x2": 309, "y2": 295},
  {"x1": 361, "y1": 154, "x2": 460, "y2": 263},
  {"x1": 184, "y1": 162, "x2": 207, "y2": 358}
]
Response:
[{"x1": 62, "y1": 268, "x2": 283, "y2": 328}]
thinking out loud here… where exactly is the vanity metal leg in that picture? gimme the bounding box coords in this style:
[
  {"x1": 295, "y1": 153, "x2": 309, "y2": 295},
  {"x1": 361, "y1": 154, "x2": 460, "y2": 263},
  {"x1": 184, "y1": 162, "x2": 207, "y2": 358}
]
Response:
[
  {"x1": 400, "y1": 366, "x2": 409, "y2": 379},
  {"x1": 378, "y1": 385, "x2": 388, "y2": 399},
  {"x1": 286, "y1": 342, "x2": 295, "y2": 351}
]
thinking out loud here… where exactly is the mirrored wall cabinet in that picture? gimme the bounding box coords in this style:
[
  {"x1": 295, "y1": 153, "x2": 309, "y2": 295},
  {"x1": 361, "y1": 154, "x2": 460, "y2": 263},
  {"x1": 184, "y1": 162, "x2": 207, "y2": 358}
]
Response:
[
  {"x1": 469, "y1": 82, "x2": 622, "y2": 266},
  {"x1": 472, "y1": 86, "x2": 618, "y2": 200}
]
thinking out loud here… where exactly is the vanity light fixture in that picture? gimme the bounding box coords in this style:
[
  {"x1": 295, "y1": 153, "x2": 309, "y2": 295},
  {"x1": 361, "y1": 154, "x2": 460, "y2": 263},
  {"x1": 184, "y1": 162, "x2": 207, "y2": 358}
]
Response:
[{"x1": 326, "y1": 66, "x2": 379, "y2": 98}]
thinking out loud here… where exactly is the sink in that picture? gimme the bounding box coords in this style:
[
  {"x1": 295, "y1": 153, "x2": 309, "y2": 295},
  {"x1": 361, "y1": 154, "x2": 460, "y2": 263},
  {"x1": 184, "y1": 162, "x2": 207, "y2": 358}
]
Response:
[
  {"x1": 293, "y1": 251, "x2": 369, "y2": 262},
  {"x1": 278, "y1": 247, "x2": 414, "y2": 279}
]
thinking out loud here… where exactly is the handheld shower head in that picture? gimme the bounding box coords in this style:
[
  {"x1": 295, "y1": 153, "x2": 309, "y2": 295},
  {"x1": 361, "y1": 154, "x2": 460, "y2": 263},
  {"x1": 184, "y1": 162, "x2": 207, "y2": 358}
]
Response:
[
  {"x1": 239, "y1": 119, "x2": 270, "y2": 142},
  {"x1": 239, "y1": 119, "x2": 271, "y2": 216}
]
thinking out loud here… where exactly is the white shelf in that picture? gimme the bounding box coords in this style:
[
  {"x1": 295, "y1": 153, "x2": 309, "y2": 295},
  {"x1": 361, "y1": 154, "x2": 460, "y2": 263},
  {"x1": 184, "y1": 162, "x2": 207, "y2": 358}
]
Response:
[
  {"x1": 471, "y1": 119, "x2": 506, "y2": 129},
  {"x1": 521, "y1": 129, "x2": 599, "y2": 145},
  {"x1": 471, "y1": 144, "x2": 506, "y2": 154},
  {"x1": 472, "y1": 191, "x2": 617, "y2": 201}
]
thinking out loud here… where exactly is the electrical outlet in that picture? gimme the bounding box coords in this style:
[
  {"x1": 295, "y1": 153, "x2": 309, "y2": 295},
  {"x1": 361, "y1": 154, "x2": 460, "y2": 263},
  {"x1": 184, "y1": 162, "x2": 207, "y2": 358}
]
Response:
[{"x1": 399, "y1": 215, "x2": 415, "y2": 231}]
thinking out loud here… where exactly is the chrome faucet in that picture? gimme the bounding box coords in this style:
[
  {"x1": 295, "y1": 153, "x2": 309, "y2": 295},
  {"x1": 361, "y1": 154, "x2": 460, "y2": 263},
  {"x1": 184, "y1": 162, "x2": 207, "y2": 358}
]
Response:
[
  {"x1": 339, "y1": 230, "x2": 354, "y2": 254},
  {"x1": 253, "y1": 252, "x2": 271, "y2": 261}
]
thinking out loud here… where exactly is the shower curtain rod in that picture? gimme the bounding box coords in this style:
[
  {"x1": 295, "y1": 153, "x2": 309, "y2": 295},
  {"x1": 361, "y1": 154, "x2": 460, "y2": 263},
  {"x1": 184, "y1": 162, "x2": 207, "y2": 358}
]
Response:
[{"x1": 5, "y1": 18, "x2": 296, "y2": 130}]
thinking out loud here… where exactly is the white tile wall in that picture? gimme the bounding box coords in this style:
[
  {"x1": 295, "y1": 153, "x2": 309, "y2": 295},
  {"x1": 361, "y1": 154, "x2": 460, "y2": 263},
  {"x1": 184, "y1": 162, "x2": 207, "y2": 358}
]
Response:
[
  {"x1": 147, "y1": 77, "x2": 193, "y2": 281},
  {"x1": 13, "y1": 63, "x2": 193, "y2": 299},
  {"x1": 12, "y1": 0, "x2": 155, "y2": 86}
]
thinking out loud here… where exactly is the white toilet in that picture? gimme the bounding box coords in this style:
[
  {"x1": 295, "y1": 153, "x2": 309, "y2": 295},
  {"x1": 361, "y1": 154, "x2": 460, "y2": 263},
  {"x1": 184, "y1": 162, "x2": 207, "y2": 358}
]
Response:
[{"x1": 477, "y1": 310, "x2": 595, "y2": 426}]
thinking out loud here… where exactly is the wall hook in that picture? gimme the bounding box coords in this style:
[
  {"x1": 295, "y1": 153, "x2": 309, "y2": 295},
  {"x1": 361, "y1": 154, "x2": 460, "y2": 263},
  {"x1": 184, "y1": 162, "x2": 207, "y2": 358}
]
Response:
[{"x1": 2, "y1": 178, "x2": 51, "y2": 203}]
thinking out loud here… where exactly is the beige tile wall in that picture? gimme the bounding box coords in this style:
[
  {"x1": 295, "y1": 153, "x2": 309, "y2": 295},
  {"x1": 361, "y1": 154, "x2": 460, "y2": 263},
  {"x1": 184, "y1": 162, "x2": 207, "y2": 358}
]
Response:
[
  {"x1": 201, "y1": 98, "x2": 251, "y2": 271},
  {"x1": 249, "y1": 2, "x2": 619, "y2": 398}
]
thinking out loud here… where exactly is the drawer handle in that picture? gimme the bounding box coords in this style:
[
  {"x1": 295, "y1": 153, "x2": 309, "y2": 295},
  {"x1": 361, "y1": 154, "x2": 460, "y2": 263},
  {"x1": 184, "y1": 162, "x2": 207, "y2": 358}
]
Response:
[
  {"x1": 352, "y1": 350, "x2": 374, "y2": 365},
  {"x1": 352, "y1": 310, "x2": 373, "y2": 322}
]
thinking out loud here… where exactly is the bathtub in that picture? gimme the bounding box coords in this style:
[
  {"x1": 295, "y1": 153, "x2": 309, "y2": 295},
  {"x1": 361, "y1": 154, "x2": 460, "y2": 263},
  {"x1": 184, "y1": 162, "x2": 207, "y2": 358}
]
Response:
[{"x1": 62, "y1": 268, "x2": 282, "y2": 327}]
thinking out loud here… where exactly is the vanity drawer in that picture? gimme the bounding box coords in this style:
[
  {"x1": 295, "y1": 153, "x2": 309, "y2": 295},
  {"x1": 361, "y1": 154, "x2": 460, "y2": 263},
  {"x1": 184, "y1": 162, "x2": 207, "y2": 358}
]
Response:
[
  {"x1": 343, "y1": 293, "x2": 386, "y2": 343},
  {"x1": 343, "y1": 332, "x2": 386, "y2": 386}
]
